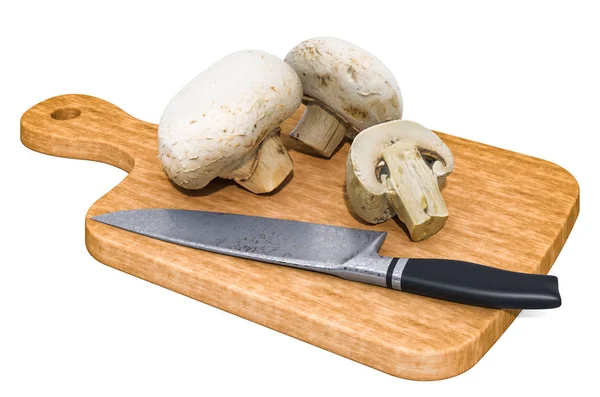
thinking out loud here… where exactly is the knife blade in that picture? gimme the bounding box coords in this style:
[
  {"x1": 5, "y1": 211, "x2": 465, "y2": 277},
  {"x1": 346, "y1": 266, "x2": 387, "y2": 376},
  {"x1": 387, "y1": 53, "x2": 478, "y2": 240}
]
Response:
[{"x1": 92, "y1": 209, "x2": 561, "y2": 309}]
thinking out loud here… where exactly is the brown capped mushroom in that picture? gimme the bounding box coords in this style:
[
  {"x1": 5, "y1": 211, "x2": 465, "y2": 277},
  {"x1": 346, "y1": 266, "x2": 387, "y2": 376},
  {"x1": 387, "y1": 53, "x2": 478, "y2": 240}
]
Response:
[{"x1": 346, "y1": 120, "x2": 454, "y2": 241}]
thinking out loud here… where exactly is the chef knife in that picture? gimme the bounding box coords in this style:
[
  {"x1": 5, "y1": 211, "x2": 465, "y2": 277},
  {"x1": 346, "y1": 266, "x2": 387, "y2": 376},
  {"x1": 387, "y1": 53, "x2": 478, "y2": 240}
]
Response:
[{"x1": 92, "y1": 209, "x2": 561, "y2": 309}]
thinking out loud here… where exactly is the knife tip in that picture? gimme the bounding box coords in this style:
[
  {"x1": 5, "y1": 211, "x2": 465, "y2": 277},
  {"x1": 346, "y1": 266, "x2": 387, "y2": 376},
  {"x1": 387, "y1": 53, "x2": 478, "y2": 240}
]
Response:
[
  {"x1": 90, "y1": 214, "x2": 108, "y2": 223},
  {"x1": 90, "y1": 212, "x2": 121, "y2": 225}
]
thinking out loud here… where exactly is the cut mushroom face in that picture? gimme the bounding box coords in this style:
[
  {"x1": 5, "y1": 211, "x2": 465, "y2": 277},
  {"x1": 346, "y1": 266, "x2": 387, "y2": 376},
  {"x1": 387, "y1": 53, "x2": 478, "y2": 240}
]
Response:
[
  {"x1": 285, "y1": 37, "x2": 403, "y2": 157},
  {"x1": 158, "y1": 50, "x2": 302, "y2": 193},
  {"x1": 346, "y1": 120, "x2": 454, "y2": 241}
]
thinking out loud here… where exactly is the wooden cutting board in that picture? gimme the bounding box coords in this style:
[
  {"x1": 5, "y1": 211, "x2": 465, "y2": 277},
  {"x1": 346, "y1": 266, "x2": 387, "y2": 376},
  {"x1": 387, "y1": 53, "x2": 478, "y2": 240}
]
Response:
[{"x1": 20, "y1": 94, "x2": 579, "y2": 380}]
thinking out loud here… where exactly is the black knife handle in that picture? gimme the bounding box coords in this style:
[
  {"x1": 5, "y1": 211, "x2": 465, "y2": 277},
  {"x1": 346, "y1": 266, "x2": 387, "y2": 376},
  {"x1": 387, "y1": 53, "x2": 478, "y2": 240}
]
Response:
[{"x1": 395, "y1": 258, "x2": 561, "y2": 309}]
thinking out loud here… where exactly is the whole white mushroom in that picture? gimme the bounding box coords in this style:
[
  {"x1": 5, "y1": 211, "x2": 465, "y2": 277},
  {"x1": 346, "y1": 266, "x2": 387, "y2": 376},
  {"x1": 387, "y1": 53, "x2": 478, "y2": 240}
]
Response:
[
  {"x1": 158, "y1": 50, "x2": 303, "y2": 193},
  {"x1": 285, "y1": 37, "x2": 403, "y2": 157}
]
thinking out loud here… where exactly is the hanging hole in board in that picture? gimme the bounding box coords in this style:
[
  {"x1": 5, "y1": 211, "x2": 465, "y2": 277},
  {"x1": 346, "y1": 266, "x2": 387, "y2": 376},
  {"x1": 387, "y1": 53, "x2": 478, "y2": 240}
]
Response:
[{"x1": 51, "y1": 108, "x2": 81, "y2": 120}]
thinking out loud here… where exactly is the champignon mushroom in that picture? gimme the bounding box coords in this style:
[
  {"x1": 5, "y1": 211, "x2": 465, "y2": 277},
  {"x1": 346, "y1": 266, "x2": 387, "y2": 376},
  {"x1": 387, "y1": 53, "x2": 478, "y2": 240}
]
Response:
[
  {"x1": 346, "y1": 120, "x2": 454, "y2": 241},
  {"x1": 284, "y1": 37, "x2": 403, "y2": 157},
  {"x1": 158, "y1": 50, "x2": 303, "y2": 193}
]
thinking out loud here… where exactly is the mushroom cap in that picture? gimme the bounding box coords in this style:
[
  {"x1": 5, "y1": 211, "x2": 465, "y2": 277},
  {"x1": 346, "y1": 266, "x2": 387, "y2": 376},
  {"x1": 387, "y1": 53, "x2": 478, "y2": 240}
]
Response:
[
  {"x1": 285, "y1": 37, "x2": 403, "y2": 135},
  {"x1": 158, "y1": 50, "x2": 303, "y2": 189},
  {"x1": 346, "y1": 120, "x2": 454, "y2": 223}
]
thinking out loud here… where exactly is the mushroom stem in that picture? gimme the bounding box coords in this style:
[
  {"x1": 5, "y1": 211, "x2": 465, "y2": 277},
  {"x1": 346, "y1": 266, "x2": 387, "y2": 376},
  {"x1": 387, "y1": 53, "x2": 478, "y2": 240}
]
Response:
[
  {"x1": 381, "y1": 141, "x2": 448, "y2": 241},
  {"x1": 220, "y1": 149, "x2": 258, "y2": 180},
  {"x1": 234, "y1": 130, "x2": 293, "y2": 194},
  {"x1": 289, "y1": 103, "x2": 347, "y2": 157}
]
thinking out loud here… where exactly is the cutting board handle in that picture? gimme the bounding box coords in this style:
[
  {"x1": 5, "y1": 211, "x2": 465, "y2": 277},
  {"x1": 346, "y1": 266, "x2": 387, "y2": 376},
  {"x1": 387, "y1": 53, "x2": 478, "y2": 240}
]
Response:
[{"x1": 20, "y1": 94, "x2": 158, "y2": 172}]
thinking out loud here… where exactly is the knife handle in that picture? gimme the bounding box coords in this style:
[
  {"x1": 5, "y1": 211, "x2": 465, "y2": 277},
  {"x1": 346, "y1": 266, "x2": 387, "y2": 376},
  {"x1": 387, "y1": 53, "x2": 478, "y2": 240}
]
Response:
[{"x1": 390, "y1": 258, "x2": 561, "y2": 309}]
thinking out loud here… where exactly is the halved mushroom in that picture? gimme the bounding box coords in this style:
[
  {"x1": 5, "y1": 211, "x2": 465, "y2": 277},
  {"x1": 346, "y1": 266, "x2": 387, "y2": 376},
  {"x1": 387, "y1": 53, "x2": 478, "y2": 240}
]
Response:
[
  {"x1": 158, "y1": 50, "x2": 303, "y2": 193},
  {"x1": 346, "y1": 120, "x2": 454, "y2": 241},
  {"x1": 285, "y1": 37, "x2": 403, "y2": 157}
]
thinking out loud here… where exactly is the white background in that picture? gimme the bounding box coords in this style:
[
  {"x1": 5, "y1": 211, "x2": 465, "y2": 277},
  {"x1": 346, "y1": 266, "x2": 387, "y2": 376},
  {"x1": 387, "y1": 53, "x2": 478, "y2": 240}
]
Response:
[{"x1": 1, "y1": 1, "x2": 598, "y2": 395}]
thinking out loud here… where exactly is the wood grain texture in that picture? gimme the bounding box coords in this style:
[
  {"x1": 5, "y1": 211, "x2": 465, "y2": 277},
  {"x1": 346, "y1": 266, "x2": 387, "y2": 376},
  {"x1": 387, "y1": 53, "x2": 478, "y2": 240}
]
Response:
[{"x1": 20, "y1": 94, "x2": 580, "y2": 380}]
